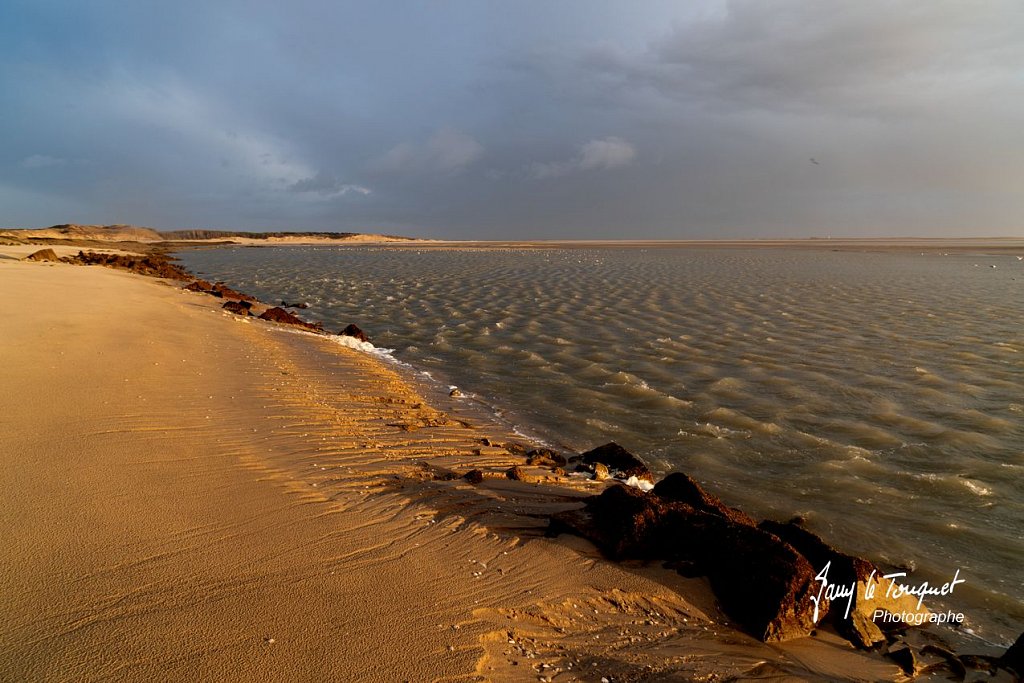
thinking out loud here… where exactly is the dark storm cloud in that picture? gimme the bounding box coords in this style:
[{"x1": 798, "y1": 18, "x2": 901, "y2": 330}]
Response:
[{"x1": 1, "y1": 1, "x2": 1022, "y2": 237}]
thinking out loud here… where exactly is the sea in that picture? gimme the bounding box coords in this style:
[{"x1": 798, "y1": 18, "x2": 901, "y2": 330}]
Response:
[{"x1": 178, "y1": 245, "x2": 1023, "y2": 645}]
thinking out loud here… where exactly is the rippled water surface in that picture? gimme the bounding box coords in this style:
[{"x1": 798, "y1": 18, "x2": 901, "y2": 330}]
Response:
[{"x1": 179, "y1": 246, "x2": 1023, "y2": 642}]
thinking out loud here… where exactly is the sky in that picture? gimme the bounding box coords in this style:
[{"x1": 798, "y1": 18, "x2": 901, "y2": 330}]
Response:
[{"x1": 2, "y1": 0, "x2": 1023, "y2": 239}]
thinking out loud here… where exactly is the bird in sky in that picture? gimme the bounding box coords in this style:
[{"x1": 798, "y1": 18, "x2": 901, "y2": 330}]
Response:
[{"x1": 809, "y1": 158, "x2": 820, "y2": 165}]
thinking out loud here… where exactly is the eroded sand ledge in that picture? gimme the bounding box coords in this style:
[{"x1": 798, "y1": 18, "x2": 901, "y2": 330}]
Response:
[{"x1": 0, "y1": 256, "x2": 901, "y2": 681}]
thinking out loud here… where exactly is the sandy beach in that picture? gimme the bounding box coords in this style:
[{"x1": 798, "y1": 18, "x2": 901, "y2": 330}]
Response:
[
  {"x1": 0, "y1": 250, "x2": 921, "y2": 681},
  {"x1": 5, "y1": 0, "x2": 1023, "y2": 676}
]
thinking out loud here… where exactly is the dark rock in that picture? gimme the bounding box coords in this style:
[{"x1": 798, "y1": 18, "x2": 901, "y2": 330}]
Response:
[
  {"x1": 281, "y1": 300, "x2": 309, "y2": 309},
  {"x1": 260, "y1": 306, "x2": 305, "y2": 324},
  {"x1": 1000, "y1": 631, "x2": 1024, "y2": 676},
  {"x1": 563, "y1": 487, "x2": 700, "y2": 562},
  {"x1": 448, "y1": 388, "x2": 463, "y2": 398},
  {"x1": 886, "y1": 645, "x2": 917, "y2": 676},
  {"x1": 464, "y1": 469, "x2": 484, "y2": 484},
  {"x1": 760, "y1": 520, "x2": 882, "y2": 648},
  {"x1": 579, "y1": 442, "x2": 653, "y2": 482},
  {"x1": 704, "y1": 521, "x2": 824, "y2": 642},
  {"x1": 654, "y1": 472, "x2": 758, "y2": 527},
  {"x1": 339, "y1": 323, "x2": 369, "y2": 342},
  {"x1": 222, "y1": 300, "x2": 252, "y2": 315},
  {"x1": 505, "y1": 466, "x2": 527, "y2": 481},
  {"x1": 759, "y1": 519, "x2": 929, "y2": 647},
  {"x1": 548, "y1": 484, "x2": 671, "y2": 559},
  {"x1": 258, "y1": 307, "x2": 323, "y2": 332},
  {"x1": 665, "y1": 559, "x2": 703, "y2": 578},
  {"x1": 548, "y1": 485, "x2": 824, "y2": 642},
  {"x1": 526, "y1": 448, "x2": 567, "y2": 468},
  {"x1": 212, "y1": 282, "x2": 256, "y2": 302},
  {"x1": 24, "y1": 248, "x2": 59, "y2": 262},
  {"x1": 959, "y1": 654, "x2": 999, "y2": 673},
  {"x1": 185, "y1": 279, "x2": 215, "y2": 293},
  {"x1": 62, "y1": 250, "x2": 191, "y2": 280},
  {"x1": 920, "y1": 645, "x2": 967, "y2": 679}
]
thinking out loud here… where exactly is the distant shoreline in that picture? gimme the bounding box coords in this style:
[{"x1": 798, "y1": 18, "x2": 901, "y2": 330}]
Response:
[
  {"x1": 322, "y1": 236, "x2": 1024, "y2": 256},
  {"x1": 3, "y1": 224, "x2": 1023, "y2": 256}
]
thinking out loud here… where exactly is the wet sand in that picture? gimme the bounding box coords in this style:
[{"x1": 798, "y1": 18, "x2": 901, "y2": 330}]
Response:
[{"x1": 0, "y1": 253, "x2": 901, "y2": 681}]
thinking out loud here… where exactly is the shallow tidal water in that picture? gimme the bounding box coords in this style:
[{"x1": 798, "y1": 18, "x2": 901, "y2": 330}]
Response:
[{"x1": 179, "y1": 245, "x2": 1023, "y2": 644}]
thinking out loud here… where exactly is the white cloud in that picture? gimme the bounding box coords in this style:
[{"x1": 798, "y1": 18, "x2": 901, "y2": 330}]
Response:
[
  {"x1": 531, "y1": 136, "x2": 636, "y2": 178},
  {"x1": 370, "y1": 127, "x2": 483, "y2": 174},
  {"x1": 289, "y1": 171, "x2": 371, "y2": 197},
  {"x1": 105, "y1": 78, "x2": 325, "y2": 190},
  {"x1": 578, "y1": 137, "x2": 637, "y2": 170},
  {"x1": 21, "y1": 154, "x2": 69, "y2": 168}
]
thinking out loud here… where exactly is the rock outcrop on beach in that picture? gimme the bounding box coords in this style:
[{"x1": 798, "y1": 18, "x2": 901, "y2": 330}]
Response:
[
  {"x1": 340, "y1": 323, "x2": 370, "y2": 342},
  {"x1": 575, "y1": 442, "x2": 654, "y2": 483},
  {"x1": 61, "y1": 250, "x2": 191, "y2": 280},
  {"x1": 52, "y1": 243, "x2": 380, "y2": 345},
  {"x1": 1000, "y1": 632, "x2": 1024, "y2": 677},
  {"x1": 653, "y1": 472, "x2": 757, "y2": 527},
  {"x1": 184, "y1": 279, "x2": 215, "y2": 293},
  {"x1": 184, "y1": 278, "x2": 256, "y2": 302},
  {"x1": 222, "y1": 301, "x2": 252, "y2": 316},
  {"x1": 549, "y1": 483, "x2": 825, "y2": 642},
  {"x1": 526, "y1": 448, "x2": 567, "y2": 469},
  {"x1": 211, "y1": 283, "x2": 256, "y2": 302},
  {"x1": 258, "y1": 306, "x2": 323, "y2": 332},
  {"x1": 24, "y1": 248, "x2": 60, "y2": 262},
  {"x1": 545, "y1": 443, "x2": 967, "y2": 651},
  {"x1": 181, "y1": 277, "x2": 341, "y2": 333},
  {"x1": 758, "y1": 519, "x2": 930, "y2": 648}
]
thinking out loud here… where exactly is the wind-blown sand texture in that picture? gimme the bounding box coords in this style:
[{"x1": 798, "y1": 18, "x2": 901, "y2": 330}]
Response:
[{"x1": 0, "y1": 255, "x2": 899, "y2": 681}]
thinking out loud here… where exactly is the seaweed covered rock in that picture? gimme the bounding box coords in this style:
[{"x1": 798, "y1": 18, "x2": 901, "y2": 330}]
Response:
[{"x1": 578, "y1": 442, "x2": 653, "y2": 483}]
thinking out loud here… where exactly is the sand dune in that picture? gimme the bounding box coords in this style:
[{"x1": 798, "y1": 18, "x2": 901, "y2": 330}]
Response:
[
  {"x1": 0, "y1": 224, "x2": 417, "y2": 245},
  {"x1": 0, "y1": 256, "x2": 899, "y2": 681}
]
